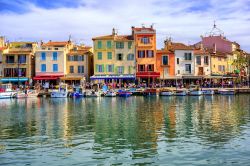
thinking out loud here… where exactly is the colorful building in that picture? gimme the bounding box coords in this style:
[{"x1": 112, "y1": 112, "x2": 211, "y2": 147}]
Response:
[
  {"x1": 156, "y1": 38, "x2": 175, "y2": 80},
  {"x1": 1, "y1": 42, "x2": 37, "y2": 84},
  {"x1": 91, "y1": 28, "x2": 135, "y2": 83},
  {"x1": 61, "y1": 45, "x2": 93, "y2": 84},
  {"x1": 193, "y1": 46, "x2": 211, "y2": 76},
  {"x1": 34, "y1": 40, "x2": 73, "y2": 84},
  {"x1": 132, "y1": 25, "x2": 160, "y2": 84}
]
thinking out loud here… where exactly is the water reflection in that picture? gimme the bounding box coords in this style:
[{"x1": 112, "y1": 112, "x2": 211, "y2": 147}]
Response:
[{"x1": 0, "y1": 95, "x2": 250, "y2": 165}]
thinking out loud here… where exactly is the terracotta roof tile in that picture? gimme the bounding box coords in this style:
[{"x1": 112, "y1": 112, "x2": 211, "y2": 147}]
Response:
[
  {"x1": 43, "y1": 41, "x2": 70, "y2": 46},
  {"x1": 115, "y1": 35, "x2": 133, "y2": 41},
  {"x1": 170, "y1": 42, "x2": 194, "y2": 50},
  {"x1": 194, "y1": 49, "x2": 210, "y2": 55},
  {"x1": 92, "y1": 35, "x2": 114, "y2": 40}
]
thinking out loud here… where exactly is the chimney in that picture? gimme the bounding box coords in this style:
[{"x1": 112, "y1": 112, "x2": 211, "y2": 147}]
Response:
[
  {"x1": 213, "y1": 43, "x2": 216, "y2": 53},
  {"x1": 0, "y1": 36, "x2": 5, "y2": 47},
  {"x1": 112, "y1": 28, "x2": 116, "y2": 36},
  {"x1": 200, "y1": 42, "x2": 203, "y2": 50},
  {"x1": 164, "y1": 37, "x2": 172, "y2": 50}
]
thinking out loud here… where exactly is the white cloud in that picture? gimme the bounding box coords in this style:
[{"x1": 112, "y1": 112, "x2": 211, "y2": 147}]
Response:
[{"x1": 0, "y1": 0, "x2": 249, "y2": 51}]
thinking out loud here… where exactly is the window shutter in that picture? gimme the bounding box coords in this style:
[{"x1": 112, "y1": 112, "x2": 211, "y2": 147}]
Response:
[
  {"x1": 122, "y1": 66, "x2": 124, "y2": 74},
  {"x1": 95, "y1": 64, "x2": 98, "y2": 72},
  {"x1": 102, "y1": 64, "x2": 105, "y2": 72}
]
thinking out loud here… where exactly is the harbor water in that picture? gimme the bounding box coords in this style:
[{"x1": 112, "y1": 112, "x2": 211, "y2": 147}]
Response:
[{"x1": 0, "y1": 95, "x2": 250, "y2": 165}]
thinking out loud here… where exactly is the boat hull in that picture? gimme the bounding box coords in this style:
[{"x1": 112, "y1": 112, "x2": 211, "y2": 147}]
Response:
[
  {"x1": 202, "y1": 90, "x2": 215, "y2": 95},
  {"x1": 175, "y1": 91, "x2": 187, "y2": 96},
  {"x1": 0, "y1": 92, "x2": 16, "y2": 99},
  {"x1": 51, "y1": 92, "x2": 68, "y2": 98},
  {"x1": 218, "y1": 90, "x2": 236, "y2": 95},
  {"x1": 189, "y1": 91, "x2": 203, "y2": 96},
  {"x1": 160, "y1": 91, "x2": 174, "y2": 96}
]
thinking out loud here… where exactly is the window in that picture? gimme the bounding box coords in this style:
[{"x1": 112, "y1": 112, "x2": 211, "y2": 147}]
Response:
[
  {"x1": 69, "y1": 66, "x2": 74, "y2": 73},
  {"x1": 138, "y1": 65, "x2": 145, "y2": 72},
  {"x1": 196, "y1": 56, "x2": 201, "y2": 65},
  {"x1": 68, "y1": 55, "x2": 74, "y2": 61},
  {"x1": 116, "y1": 42, "x2": 124, "y2": 49},
  {"x1": 41, "y1": 52, "x2": 46, "y2": 60},
  {"x1": 204, "y1": 56, "x2": 209, "y2": 65},
  {"x1": 97, "y1": 41, "x2": 102, "y2": 49},
  {"x1": 78, "y1": 66, "x2": 84, "y2": 73},
  {"x1": 53, "y1": 64, "x2": 58, "y2": 72},
  {"x1": 218, "y1": 57, "x2": 222, "y2": 61},
  {"x1": 177, "y1": 58, "x2": 179, "y2": 64},
  {"x1": 78, "y1": 55, "x2": 84, "y2": 61},
  {"x1": 127, "y1": 54, "x2": 134, "y2": 60},
  {"x1": 185, "y1": 64, "x2": 191, "y2": 73},
  {"x1": 138, "y1": 50, "x2": 145, "y2": 58},
  {"x1": 147, "y1": 50, "x2": 154, "y2": 58},
  {"x1": 218, "y1": 65, "x2": 225, "y2": 72},
  {"x1": 147, "y1": 64, "x2": 154, "y2": 72},
  {"x1": 107, "y1": 41, "x2": 112, "y2": 49},
  {"x1": 107, "y1": 52, "x2": 112, "y2": 60},
  {"x1": 128, "y1": 41, "x2": 132, "y2": 49},
  {"x1": 141, "y1": 37, "x2": 150, "y2": 44},
  {"x1": 6, "y1": 56, "x2": 15, "y2": 64},
  {"x1": 184, "y1": 53, "x2": 192, "y2": 60},
  {"x1": 117, "y1": 66, "x2": 124, "y2": 74},
  {"x1": 162, "y1": 55, "x2": 169, "y2": 65},
  {"x1": 96, "y1": 65, "x2": 104, "y2": 72},
  {"x1": 55, "y1": 48, "x2": 58, "y2": 50},
  {"x1": 52, "y1": 52, "x2": 58, "y2": 61},
  {"x1": 107, "y1": 65, "x2": 114, "y2": 72},
  {"x1": 18, "y1": 55, "x2": 26, "y2": 63},
  {"x1": 117, "y1": 53, "x2": 123, "y2": 61},
  {"x1": 177, "y1": 70, "x2": 180, "y2": 74},
  {"x1": 97, "y1": 52, "x2": 102, "y2": 60},
  {"x1": 41, "y1": 64, "x2": 46, "y2": 72}
]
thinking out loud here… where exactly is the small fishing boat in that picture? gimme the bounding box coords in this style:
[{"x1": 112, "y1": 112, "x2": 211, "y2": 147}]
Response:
[
  {"x1": 189, "y1": 90, "x2": 203, "y2": 96},
  {"x1": 202, "y1": 90, "x2": 215, "y2": 95},
  {"x1": 70, "y1": 87, "x2": 85, "y2": 98},
  {"x1": 104, "y1": 91, "x2": 117, "y2": 97},
  {"x1": 118, "y1": 90, "x2": 132, "y2": 97},
  {"x1": 0, "y1": 84, "x2": 16, "y2": 99},
  {"x1": 51, "y1": 84, "x2": 68, "y2": 98},
  {"x1": 160, "y1": 89, "x2": 174, "y2": 96},
  {"x1": 175, "y1": 90, "x2": 187, "y2": 96},
  {"x1": 218, "y1": 89, "x2": 236, "y2": 95},
  {"x1": 144, "y1": 88, "x2": 157, "y2": 96},
  {"x1": 16, "y1": 90, "x2": 39, "y2": 98},
  {"x1": 85, "y1": 90, "x2": 101, "y2": 97}
]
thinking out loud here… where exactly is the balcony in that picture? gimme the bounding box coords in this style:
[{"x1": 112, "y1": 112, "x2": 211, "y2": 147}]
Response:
[{"x1": 9, "y1": 48, "x2": 32, "y2": 52}]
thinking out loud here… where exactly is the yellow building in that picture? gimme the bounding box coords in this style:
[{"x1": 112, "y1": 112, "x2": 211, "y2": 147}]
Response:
[
  {"x1": 210, "y1": 51, "x2": 228, "y2": 76},
  {"x1": 91, "y1": 28, "x2": 135, "y2": 83},
  {"x1": 1, "y1": 42, "x2": 37, "y2": 84},
  {"x1": 61, "y1": 45, "x2": 93, "y2": 84}
]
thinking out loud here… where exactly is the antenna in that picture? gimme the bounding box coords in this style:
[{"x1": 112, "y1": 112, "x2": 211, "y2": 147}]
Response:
[
  {"x1": 69, "y1": 34, "x2": 72, "y2": 41},
  {"x1": 141, "y1": 23, "x2": 145, "y2": 28}
]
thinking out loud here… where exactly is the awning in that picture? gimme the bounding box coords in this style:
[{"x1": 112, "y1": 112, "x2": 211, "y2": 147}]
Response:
[
  {"x1": 136, "y1": 72, "x2": 160, "y2": 78},
  {"x1": 60, "y1": 76, "x2": 83, "y2": 80},
  {"x1": 90, "y1": 75, "x2": 135, "y2": 80},
  {"x1": 182, "y1": 76, "x2": 203, "y2": 79},
  {"x1": 0, "y1": 77, "x2": 29, "y2": 82},
  {"x1": 160, "y1": 76, "x2": 182, "y2": 80},
  {"x1": 33, "y1": 76, "x2": 58, "y2": 80}
]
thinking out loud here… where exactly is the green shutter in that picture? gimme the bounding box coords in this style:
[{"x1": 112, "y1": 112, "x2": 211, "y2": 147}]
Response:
[
  {"x1": 122, "y1": 66, "x2": 124, "y2": 74},
  {"x1": 98, "y1": 41, "x2": 102, "y2": 49},
  {"x1": 121, "y1": 42, "x2": 124, "y2": 48},
  {"x1": 102, "y1": 64, "x2": 105, "y2": 72},
  {"x1": 115, "y1": 66, "x2": 118, "y2": 74},
  {"x1": 107, "y1": 41, "x2": 111, "y2": 49},
  {"x1": 95, "y1": 64, "x2": 98, "y2": 73},
  {"x1": 128, "y1": 41, "x2": 132, "y2": 49},
  {"x1": 112, "y1": 64, "x2": 114, "y2": 72}
]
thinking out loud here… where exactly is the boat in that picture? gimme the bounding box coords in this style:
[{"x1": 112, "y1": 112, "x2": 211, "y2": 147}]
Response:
[
  {"x1": 104, "y1": 90, "x2": 117, "y2": 97},
  {"x1": 202, "y1": 90, "x2": 215, "y2": 95},
  {"x1": 16, "y1": 90, "x2": 39, "y2": 98},
  {"x1": 144, "y1": 88, "x2": 157, "y2": 96},
  {"x1": 70, "y1": 87, "x2": 85, "y2": 98},
  {"x1": 118, "y1": 90, "x2": 132, "y2": 97},
  {"x1": 218, "y1": 89, "x2": 236, "y2": 95},
  {"x1": 175, "y1": 90, "x2": 187, "y2": 96},
  {"x1": 0, "y1": 84, "x2": 17, "y2": 99},
  {"x1": 160, "y1": 89, "x2": 174, "y2": 96},
  {"x1": 85, "y1": 90, "x2": 101, "y2": 97},
  {"x1": 50, "y1": 84, "x2": 68, "y2": 98},
  {"x1": 189, "y1": 90, "x2": 203, "y2": 96}
]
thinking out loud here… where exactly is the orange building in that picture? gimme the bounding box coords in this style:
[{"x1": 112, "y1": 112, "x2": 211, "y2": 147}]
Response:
[
  {"x1": 132, "y1": 25, "x2": 160, "y2": 84},
  {"x1": 156, "y1": 39, "x2": 175, "y2": 80}
]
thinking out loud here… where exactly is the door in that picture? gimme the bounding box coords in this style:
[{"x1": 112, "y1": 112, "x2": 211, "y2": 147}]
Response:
[{"x1": 198, "y1": 67, "x2": 204, "y2": 75}]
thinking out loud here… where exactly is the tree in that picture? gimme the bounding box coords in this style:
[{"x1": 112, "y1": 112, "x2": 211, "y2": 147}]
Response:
[{"x1": 232, "y1": 50, "x2": 248, "y2": 85}]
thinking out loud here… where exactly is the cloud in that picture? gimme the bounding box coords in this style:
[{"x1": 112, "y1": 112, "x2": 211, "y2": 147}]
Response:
[{"x1": 0, "y1": 0, "x2": 249, "y2": 52}]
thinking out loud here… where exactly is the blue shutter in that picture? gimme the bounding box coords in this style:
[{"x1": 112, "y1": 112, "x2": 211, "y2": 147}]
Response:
[
  {"x1": 53, "y1": 52, "x2": 58, "y2": 60},
  {"x1": 53, "y1": 64, "x2": 58, "y2": 72}
]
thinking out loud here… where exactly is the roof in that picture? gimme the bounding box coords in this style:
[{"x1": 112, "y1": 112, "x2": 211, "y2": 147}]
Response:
[
  {"x1": 115, "y1": 35, "x2": 133, "y2": 41},
  {"x1": 92, "y1": 35, "x2": 114, "y2": 40},
  {"x1": 68, "y1": 46, "x2": 93, "y2": 55},
  {"x1": 42, "y1": 41, "x2": 70, "y2": 46},
  {"x1": 0, "y1": 47, "x2": 6, "y2": 51},
  {"x1": 194, "y1": 49, "x2": 210, "y2": 55},
  {"x1": 132, "y1": 27, "x2": 155, "y2": 32},
  {"x1": 209, "y1": 50, "x2": 232, "y2": 57},
  {"x1": 170, "y1": 42, "x2": 194, "y2": 50},
  {"x1": 156, "y1": 49, "x2": 173, "y2": 54}
]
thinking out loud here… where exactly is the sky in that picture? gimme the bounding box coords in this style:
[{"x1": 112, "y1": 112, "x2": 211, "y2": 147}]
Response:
[{"x1": 0, "y1": 0, "x2": 250, "y2": 51}]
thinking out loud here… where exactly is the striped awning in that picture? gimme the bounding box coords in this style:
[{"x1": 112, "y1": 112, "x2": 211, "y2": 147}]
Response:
[
  {"x1": 90, "y1": 75, "x2": 135, "y2": 80},
  {"x1": 0, "y1": 77, "x2": 29, "y2": 82}
]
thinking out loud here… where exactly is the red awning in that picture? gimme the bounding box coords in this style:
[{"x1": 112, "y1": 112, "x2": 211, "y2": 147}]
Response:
[
  {"x1": 136, "y1": 72, "x2": 160, "y2": 78},
  {"x1": 33, "y1": 76, "x2": 58, "y2": 80}
]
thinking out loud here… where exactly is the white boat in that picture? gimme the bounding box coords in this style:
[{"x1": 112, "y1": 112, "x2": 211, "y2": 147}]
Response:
[
  {"x1": 202, "y1": 90, "x2": 215, "y2": 95},
  {"x1": 16, "y1": 90, "x2": 39, "y2": 98},
  {"x1": 189, "y1": 90, "x2": 203, "y2": 96},
  {"x1": 104, "y1": 91, "x2": 117, "y2": 97},
  {"x1": 175, "y1": 90, "x2": 187, "y2": 96},
  {"x1": 51, "y1": 84, "x2": 68, "y2": 98},
  {"x1": 218, "y1": 89, "x2": 236, "y2": 95},
  {"x1": 85, "y1": 90, "x2": 101, "y2": 97},
  {"x1": 160, "y1": 89, "x2": 174, "y2": 96},
  {"x1": 0, "y1": 84, "x2": 16, "y2": 99}
]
